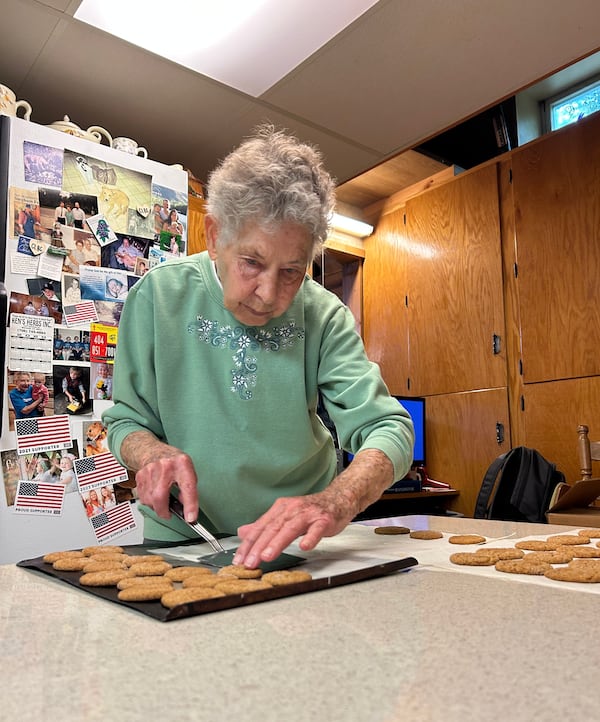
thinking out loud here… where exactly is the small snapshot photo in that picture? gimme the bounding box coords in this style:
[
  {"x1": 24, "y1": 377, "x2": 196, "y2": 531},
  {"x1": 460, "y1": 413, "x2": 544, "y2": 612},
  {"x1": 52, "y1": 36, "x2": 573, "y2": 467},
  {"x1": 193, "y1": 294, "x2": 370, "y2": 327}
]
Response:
[
  {"x1": 101, "y1": 233, "x2": 150, "y2": 272},
  {"x1": 52, "y1": 363, "x2": 92, "y2": 416},
  {"x1": 7, "y1": 370, "x2": 55, "y2": 431},
  {"x1": 90, "y1": 361, "x2": 113, "y2": 401},
  {"x1": 9, "y1": 290, "x2": 62, "y2": 322},
  {"x1": 23, "y1": 142, "x2": 63, "y2": 187},
  {"x1": 53, "y1": 326, "x2": 90, "y2": 362}
]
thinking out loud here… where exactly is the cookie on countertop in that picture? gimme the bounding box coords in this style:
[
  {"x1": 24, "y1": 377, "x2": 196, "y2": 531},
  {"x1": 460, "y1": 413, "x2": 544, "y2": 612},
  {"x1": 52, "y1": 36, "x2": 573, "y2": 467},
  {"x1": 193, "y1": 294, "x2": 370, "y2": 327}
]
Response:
[
  {"x1": 409, "y1": 530, "x2": 443, "y2": 540},
  {"x1": 495, "y1": 559, "x2": 552, "y2": 575},
  {"x1": 374, "y1": 526, "x2": 410, "y2": 535},
  {"x1": 448, "y1": 534, "x2": 486, "y2": 545},
  {"x1": 450, "y1": 552, "x2": 495, "y2": 566}
]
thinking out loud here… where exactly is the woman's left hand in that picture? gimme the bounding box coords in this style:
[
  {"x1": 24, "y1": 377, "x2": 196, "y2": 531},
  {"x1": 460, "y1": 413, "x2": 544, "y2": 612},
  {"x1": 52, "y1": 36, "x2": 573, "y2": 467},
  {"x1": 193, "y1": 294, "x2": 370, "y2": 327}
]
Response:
[
  {"x1": 234, "y1": 488, "x2": 354, "y2": 568},
  {"x1": 234, "y1": 449, "x2": 396, "y2": 568}
]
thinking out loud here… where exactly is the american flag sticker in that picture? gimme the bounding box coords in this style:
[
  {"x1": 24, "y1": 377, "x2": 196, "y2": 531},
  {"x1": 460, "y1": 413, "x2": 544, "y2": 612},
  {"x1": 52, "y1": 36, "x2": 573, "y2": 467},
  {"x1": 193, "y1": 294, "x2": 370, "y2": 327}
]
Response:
[
  {"x1": 15, "y1": 414, "x2": 72, "y2": 455},
  {"x1": 64, "y1": 301, "x2": 98, "y2": 327},
  {"x1": 74, "y1": 452, "x2": 128, "y2": 492},
  {"x1": 90, "y1": 502, "x2": 137, "y2": 542},
  {"x1": 14, "y1": 480, "x2": 65, "y2": 515}
]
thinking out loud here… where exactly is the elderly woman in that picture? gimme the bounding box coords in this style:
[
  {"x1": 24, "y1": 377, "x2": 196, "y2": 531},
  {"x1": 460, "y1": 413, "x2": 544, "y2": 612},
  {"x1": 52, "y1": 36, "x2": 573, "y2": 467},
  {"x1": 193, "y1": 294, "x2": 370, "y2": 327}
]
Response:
[{"x1": 103, "y1": 125, "x2": 414, "y2": 568}]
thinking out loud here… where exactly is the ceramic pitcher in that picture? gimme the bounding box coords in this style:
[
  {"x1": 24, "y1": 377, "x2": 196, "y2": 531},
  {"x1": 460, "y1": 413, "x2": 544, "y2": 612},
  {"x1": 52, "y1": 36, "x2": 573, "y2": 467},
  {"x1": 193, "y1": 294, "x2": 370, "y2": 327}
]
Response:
[
  {"x1": 0, "y1": 84, "x2": 32, "y2": 120},
  {"x1": 112, "y1": 136, "x2": 148, "y2": 158}
]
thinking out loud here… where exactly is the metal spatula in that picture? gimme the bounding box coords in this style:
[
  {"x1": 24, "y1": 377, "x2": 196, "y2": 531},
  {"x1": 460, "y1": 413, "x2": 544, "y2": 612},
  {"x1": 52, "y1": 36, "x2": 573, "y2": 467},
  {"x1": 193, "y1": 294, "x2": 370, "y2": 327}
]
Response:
[{"x1": 168, "y1": 493, "x2": 306, "y2": 570}]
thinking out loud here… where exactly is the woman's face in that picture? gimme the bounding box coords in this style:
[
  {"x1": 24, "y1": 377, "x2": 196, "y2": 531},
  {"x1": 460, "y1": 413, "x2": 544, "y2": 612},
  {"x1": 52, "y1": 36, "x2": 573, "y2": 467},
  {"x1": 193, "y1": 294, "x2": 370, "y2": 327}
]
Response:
[{"x1": 206, "y1": 217, "x2": 311, "y2": 327}]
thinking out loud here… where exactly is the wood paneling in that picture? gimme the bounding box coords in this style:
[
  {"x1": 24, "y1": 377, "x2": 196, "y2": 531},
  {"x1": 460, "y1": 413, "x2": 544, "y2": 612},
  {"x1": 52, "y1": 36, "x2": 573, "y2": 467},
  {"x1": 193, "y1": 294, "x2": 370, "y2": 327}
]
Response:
[
  {"x1": 406, "y1": 164, "x2": 507, "y2": 396},
  {"x1": 187, "y1": 195, "x2": 207, "y2": 255},
  {"x1": 363, "y1": 210, "x2": 409, "y2": 394},
  {"x1": 521, "y1": 377, "x2": 600, "y2": 484},
  {"x1": 425, "y1": 388, "x2": 510, "y2": 517},
  {"x1": 512, "y1": 111, "x2": 600, "y2": 383}
]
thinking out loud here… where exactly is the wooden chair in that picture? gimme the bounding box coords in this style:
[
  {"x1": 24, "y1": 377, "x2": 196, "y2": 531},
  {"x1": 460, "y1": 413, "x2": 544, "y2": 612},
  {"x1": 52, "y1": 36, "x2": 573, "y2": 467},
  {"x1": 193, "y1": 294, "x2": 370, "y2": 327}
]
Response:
[{"x1": 577, "y1": 424, "x2": 600, "y2": 480}]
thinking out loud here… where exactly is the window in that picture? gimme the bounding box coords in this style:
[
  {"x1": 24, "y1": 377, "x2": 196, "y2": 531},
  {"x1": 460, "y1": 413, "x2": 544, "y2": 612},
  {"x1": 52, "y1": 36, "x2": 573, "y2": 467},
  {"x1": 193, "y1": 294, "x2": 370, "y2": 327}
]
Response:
[{"x1": 543, "y1": 74, "x2": 600, "y2": 132}]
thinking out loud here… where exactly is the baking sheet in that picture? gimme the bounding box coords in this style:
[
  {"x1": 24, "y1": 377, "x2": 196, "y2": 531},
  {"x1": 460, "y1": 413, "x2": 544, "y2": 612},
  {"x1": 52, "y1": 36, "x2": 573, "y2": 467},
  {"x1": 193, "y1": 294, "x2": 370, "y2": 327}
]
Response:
[{"x1": 17, "y1": 537, "x2": 418, "y2": 621}]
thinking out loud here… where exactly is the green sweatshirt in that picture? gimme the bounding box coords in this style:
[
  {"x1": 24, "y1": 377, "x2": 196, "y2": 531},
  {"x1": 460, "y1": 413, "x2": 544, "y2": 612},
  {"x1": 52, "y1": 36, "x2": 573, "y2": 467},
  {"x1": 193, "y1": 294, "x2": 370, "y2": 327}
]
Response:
[{"x1": 103, "y1": 251, "x2": 414, "y2": 541}]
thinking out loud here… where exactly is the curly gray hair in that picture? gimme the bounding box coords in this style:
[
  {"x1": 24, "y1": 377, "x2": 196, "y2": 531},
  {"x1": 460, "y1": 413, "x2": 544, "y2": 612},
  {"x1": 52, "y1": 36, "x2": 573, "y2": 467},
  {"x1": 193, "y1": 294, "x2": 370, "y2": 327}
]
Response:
[{"x1": 206, "y1": 124, "x2": 336, "y2": 258}]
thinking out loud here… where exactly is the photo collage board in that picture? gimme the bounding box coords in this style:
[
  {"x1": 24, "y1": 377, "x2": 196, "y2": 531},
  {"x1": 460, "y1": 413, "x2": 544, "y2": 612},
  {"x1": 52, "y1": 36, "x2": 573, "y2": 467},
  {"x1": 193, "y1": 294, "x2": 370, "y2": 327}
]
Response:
[{"x1": 4, "y1": 135, "x2": 188, "y2": 542}]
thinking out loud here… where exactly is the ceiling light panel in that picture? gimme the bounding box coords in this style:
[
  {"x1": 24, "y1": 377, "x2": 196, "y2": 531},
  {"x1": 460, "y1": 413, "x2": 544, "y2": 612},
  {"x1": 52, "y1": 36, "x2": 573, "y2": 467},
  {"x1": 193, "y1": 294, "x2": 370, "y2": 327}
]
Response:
[{"x1": 75, "y1": 0, "x2": 380, "y2": 97}]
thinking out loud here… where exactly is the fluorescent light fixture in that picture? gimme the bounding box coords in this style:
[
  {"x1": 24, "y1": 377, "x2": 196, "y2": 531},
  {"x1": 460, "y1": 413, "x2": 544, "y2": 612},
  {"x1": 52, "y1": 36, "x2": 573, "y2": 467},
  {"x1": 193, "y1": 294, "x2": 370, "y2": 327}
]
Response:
[
  {"x1": 74, "y1": 0, "x2": 380, "y2": 97},
  {"x1": 331, "y1": 213, "x2": 374, "y2": 238}
]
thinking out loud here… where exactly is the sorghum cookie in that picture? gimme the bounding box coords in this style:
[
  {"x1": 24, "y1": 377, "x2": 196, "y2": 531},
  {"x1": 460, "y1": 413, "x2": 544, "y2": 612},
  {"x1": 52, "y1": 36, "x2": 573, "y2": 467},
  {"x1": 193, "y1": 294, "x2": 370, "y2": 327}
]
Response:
[
  {"x1": 52, "y1": 556, "x2": 91, "y2": 572},
  {"x1": 126, "y1": 561, "x2": 172, "y2": 576},
  {"x1": 82, "y1": 545, "x2": 124, "y2": 556},
  {"x1": 123, "y1": 554, "x2": 166, "y2": 566},
  {"x1": 117, "y1": 576, "x2": 173, "y2": 590},
  {"x1": 43, "y1": 550, "x2": 84, "y2": 564},
  {"x1": 544, "y1": 566, "x2": 600, "y2": 583},
  {"x1": 577, "y1": 529, "x2": 600, "y2": 539},
  {"x1": 448, "y1": 534, "x2": 486, "y2": 545},
  {"x1": 217, "y1": 565, "x2": 262, "y2": 579},
  {"x1": 118, "y1": 584, "x2": 174, "y2": 602},
  {"x1": 474, "y1": 547, "x2": 524, "y2": 561},
  {"x1": 165, "y1": 566, "x2": 214, "y2": 582},
  {"x1": 80, "y1": 570, "x2": 130, "y2": 586},
  {"x1": 449, "y1": 552, "x2": 495, "y2": 566},
  {"x1": 161, "y1": 587, "x2": 226, "y2": 609},
  {"x1": 568, "y1": 559, "x2": 600, "y2": 570},
  {"x1": 515, "y1": 540, "x2": 559, "y2": 551},
  {"x1": 560, "y1": 545, "x2": 600, "y2": 558},
  {"x1": 374, "y1": 526, "x2": 410, "y2": 535},
  {"x1": 214, "y1": 579, "x2": 273, "y2": 595},
  {"x1": 262, "y1": 570, "x2": 313, "y2": 585},
  {"x1": 495, "y1": 559, "x2": 552, "y2": 575},
  {"x1": 409, "y1": 530, "x2": 443, "y2": 540},
  {"x1": 546, "y1": 534, "x2": 588, "y2": 546},
  {"x1": 522, "y1": 550, "x2": 574, "y2": 564},
  {"x1": 182, "y1": 574, "x2": 225, "y2": 588},
  {"x1": 82, "y1": 560, "x2": 126, "y2": 573},
  {"x1": 85, "y1": 552, "x2": 127, "y2": 563}
]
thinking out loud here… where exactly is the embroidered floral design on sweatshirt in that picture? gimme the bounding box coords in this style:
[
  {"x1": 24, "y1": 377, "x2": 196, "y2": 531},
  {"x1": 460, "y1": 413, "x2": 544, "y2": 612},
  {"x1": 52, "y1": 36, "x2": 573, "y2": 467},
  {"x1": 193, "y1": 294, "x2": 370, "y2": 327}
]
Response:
[{"x1": 188, "y1": 316, "x2": 305, "y2": 399}]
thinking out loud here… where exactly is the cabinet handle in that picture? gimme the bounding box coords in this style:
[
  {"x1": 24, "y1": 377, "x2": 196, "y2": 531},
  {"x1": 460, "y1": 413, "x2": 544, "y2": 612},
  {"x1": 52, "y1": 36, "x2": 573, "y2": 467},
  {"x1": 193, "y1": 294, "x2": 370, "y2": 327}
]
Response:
[{"x1": 492, "y1": 334, "x2": 501, "y2": 355}]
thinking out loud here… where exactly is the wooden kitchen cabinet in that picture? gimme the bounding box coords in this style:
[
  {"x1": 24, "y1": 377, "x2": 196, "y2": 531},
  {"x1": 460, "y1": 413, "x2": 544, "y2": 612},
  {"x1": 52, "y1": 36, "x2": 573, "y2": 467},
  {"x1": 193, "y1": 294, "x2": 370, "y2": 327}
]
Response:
[
  {"x1": 425, "y1": 388, "x2": 510, "y2": 516},
  {"x1": 363, "y1": 210, "x2": 409, "y2": 393},
  {"x1": 405, "y1": 163, "x2": 506, "y2": 396},
  {"x1": 362, "y1": 111, "x2": 600, "y2": 505},
  {"x1": 511, "y1": 111, "x2": 600, "y2": 384},
  {"x1": 187, "y1": 194, "x2": 207, "y2": 255}
]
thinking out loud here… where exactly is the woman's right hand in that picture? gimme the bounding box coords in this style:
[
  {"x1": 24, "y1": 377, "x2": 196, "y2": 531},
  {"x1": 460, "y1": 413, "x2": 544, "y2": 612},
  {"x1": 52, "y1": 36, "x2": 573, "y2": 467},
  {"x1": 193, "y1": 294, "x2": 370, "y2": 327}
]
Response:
[{"x1": 120, "y1": 431, "x2": 199, "y2": 522}]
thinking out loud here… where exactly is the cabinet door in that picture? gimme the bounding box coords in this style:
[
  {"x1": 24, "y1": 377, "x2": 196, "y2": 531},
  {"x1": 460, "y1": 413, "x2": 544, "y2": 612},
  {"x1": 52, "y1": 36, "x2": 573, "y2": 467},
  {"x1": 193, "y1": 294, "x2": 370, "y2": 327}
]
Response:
[
  {"x1": 512, "y1": 112, "x2": 600, "y2": 383},
  {"x1": 187, "y1": 195, "x2": 207, "y2": 255},
  {"x1": 363, "y1": 210, "x2": 409, "y2": 394},
  {"x1": 425, "y1": 388, "x2": 510, "y2": 517},
  {"x1": 520, "y1": 377, "x2": 600, "y2": 484},
  {"x1": 406, "y1": 164, "x2": 506, "y2": 395}
]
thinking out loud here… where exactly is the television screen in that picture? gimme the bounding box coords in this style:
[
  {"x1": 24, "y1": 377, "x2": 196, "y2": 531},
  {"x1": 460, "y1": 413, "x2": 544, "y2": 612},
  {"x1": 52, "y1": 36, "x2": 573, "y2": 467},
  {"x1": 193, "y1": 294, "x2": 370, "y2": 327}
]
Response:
[
  {"x1": 342, "y1": 396, "x2": 426, "y2": 476},
  {"x1": 395, "y1": 396, "x2": 426, "y2": 467}
]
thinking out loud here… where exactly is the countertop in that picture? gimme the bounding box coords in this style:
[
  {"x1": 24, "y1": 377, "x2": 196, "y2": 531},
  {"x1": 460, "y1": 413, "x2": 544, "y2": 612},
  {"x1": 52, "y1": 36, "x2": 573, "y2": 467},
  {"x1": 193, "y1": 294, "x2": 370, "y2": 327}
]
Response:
[{"x1": 1, "y1": 514, "x2": 597, "y2": 722}]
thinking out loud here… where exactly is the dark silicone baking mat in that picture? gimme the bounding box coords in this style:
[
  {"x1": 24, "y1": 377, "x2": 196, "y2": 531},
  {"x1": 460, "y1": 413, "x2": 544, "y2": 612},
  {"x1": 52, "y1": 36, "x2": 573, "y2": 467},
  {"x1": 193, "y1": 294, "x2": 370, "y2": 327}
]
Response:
[{"x1": 17, "y1": 542, "x2": 418, "y2": 622}]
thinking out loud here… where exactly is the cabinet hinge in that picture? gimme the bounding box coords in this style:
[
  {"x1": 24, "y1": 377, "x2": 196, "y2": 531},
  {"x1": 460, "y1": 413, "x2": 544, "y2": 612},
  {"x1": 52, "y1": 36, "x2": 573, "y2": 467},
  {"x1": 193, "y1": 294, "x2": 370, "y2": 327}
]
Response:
[
  {"x1": 514, "y1": 262, "x2": 518, "y2": 278},
  {"x1": 405, "y1": 295, "x2": 409, "y2": 307},
  {"x1": 496, "y1": 422, "x2": 505, "y2": 444},
  {"x1": 403, "y1": 213, "x2": 407, "y2": 225},
  {"x1": 509, "y1": 168, "x2": 513, "y2": 183},
  {"x1": 492, "y1": 334, "x2": 501, "y2": 355},
  {"x1": 519, "y1": 359, "x2": 523, "y2": 376},
  {"x1": 407, "y1": 378, "x2": 411, "y2": 390},
  {"x1": 520, "y1": 395, "x2": 525, "y2": 411}
]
